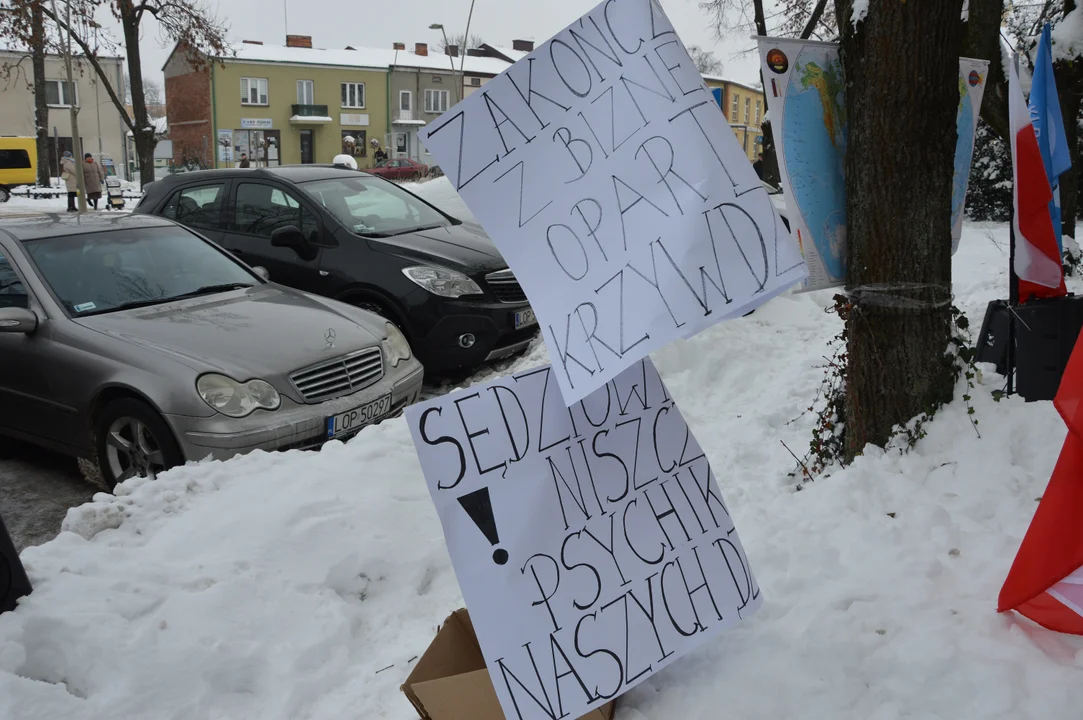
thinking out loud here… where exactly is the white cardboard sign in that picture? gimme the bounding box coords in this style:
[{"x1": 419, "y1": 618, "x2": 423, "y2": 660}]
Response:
[
  {"x1": 406, "y1": 359, "x2": 762, "y2": 720},
  {"x1": 419, "y1": 0, "x2": 807, "y2": 405}
]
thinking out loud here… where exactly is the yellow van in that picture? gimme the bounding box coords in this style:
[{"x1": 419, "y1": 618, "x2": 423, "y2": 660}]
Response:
[{"x1": 0, "y1": 136, "x2": 38, "y2": 203}]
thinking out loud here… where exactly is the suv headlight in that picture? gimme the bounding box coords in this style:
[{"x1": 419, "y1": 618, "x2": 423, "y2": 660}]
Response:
[
  {"x1": 381, "y1": 322, "x2": 412, "y2": 367},
  {"x1": 196, "y1": 373, "x2": 281, "y2": 418},
  {"x1": 402, "y1": 266, "x2": 482, "y2": 298}
]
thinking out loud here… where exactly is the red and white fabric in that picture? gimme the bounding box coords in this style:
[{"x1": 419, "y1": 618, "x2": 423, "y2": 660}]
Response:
[{"x1": 1008, "y1": 54, "x2": 1066, "y2": 302}]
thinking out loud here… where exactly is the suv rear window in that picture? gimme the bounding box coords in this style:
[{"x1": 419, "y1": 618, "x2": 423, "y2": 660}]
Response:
[{"x1": 0, "y1": 149, "x2": 31, "y2": 170}]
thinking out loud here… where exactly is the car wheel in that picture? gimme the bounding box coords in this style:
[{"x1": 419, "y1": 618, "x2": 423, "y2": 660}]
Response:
[
  {"x1": 353, "y1": 299, "x2": 406, "y2": 333},
  {"x1": 92, "y1": 398, "x2": 184, "y2": 491},
  {"x1": 0, "y1": 185, "x2": 9, "y2": 203}
]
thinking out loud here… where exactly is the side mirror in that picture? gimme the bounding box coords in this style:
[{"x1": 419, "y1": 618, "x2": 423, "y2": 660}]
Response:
[
  {"x1": 270, "y1": 225, "x2": 306, "y2": 250},
  {"x1": 252, "y1": 266, "x2": 270, "y2": 281},
  {"x1": 0, "y1": 307, "x2": 38, "y2": 334}
]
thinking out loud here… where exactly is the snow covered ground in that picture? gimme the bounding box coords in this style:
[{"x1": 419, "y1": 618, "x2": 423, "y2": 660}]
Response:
[{"x1": 2, "y1": 180, "x2": 1083, "y2": 718}]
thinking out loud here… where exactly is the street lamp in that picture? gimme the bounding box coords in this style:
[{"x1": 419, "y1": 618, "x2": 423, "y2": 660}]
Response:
[{"x1": 429, "y1": 23, "x2": 460, "y2": 104}]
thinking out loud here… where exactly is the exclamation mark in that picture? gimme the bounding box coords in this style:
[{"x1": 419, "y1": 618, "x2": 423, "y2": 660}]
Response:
[{"x1": 458, "y1": 488, "x2": 508, "y2": 565}]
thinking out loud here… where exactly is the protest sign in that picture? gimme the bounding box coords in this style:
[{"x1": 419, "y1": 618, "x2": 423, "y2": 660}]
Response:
[
  {"x1": 406, "y1": 358, "x2": 762, "y2": 720},
  {"x1": 420, "y1": 0, "x2": 807, "y2": 405}
]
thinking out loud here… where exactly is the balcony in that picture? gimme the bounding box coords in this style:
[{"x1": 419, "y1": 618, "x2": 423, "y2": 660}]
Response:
[
  {"x1": 393, "y1": 108, "x2": 425, "y2": 126},
  {"x1": 289, "y1": 104, "x2": 332, "y2": 124}
]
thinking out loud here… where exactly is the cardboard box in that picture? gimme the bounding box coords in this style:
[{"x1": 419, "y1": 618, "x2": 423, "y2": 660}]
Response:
[{"x1": 402, "y1": 609, "x2": 616, "y2": 720}]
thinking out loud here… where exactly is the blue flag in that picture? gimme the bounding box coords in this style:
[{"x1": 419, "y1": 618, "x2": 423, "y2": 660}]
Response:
[{"x1": 1029, "y1": 23, "x2": 1072, "y2": 253}]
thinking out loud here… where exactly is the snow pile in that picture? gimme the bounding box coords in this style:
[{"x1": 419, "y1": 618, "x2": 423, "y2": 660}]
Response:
[
  {"x1": 1052, "y1": 7, "x2": 1082, "y2": 62},
  {"x1": 3, "y1": 193, "x2": 1083, "y2": 717}
]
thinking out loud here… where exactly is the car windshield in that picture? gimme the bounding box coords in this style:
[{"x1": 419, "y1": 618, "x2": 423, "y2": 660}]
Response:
[
  {"x1": 22, "y1": 226, "x2": 258, "y2": 316},
  {"x1": 302, "y1": 175, "x2": 451, "y2": 237}
]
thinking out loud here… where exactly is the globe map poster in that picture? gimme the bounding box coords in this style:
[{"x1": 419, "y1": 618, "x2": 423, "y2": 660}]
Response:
[{"x1": 757, "y1": 37, "x2": 988, "y2": 291}]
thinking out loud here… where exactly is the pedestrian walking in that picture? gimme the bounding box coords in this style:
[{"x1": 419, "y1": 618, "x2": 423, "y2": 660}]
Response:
[
  {"x1": 238, "y1": 153, "x2": 250, "y2": 168},
  {"x1": 60, "y1": 151, "x2": 78, "y2": 212},
  {"x1": 83, "y1": 153, "x2": 106, "y2": 209},
  {"x1": 753, "y1": 153, "x2": 765, "y2": 180}
]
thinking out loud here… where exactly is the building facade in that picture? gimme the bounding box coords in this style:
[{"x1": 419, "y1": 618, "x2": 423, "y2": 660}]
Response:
[
  {"x1": 703, "y1": 75, "x2": 766, "y2": 162},
  {"x1": 0, "y1": 49, "x2": 129, "y2": 179},
  {"x1": 387, "y1": 41, "x2": 510, "y2": 160},
  {"x1": 164, "y1": 37, "x2": 390, "y2": 169}
]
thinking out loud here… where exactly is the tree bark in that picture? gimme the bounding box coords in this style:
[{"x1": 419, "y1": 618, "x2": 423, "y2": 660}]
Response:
[
  {"x1": 30, "y1": 1, "x2": 50, "y2": 186},
  {"x1": 1054, "y1": 0, "x2": 1080, "y2": 239},
  {"x1": 118, "y1": 0, "x2": 157, "y2": 187},
  {"x1": 963, "y1": 0, "x2": 1009, "y2": 140},
  {"x1": 1056, "y1": 58, "x2": 1081, "y2": 239},
  {"x1": 836, "y1": 0, "x2": 964, "y2": 460}
]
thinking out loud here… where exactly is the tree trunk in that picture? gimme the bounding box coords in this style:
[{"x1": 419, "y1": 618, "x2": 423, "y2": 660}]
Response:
[
  {"x1": 836, "y1": 0, "x2": 964, "y2": 460},
  {"x1": 963, "y1": 0, "x2": 1009, "y2": 140},
  {"x1": 1053, "y1": 0, "x2": 1081, "y2": 240},
  {"x1": 1055, "y1": 59, "x2": 1080, "y2": 240},
  {"x1": 118, "y1": 0, "x2": 156, "y2": 187},
  {"x1": 30, "y1": 2, "x2": 50, "y2": 186}
]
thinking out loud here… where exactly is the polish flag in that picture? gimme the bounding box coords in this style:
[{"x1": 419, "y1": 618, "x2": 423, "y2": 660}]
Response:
[
  {"x1": 1008, "y1": 54, "x2": 1065, "y2": 302},
  {"x1": 998, "y1": 333, "x2": 1083, "y2": 634}
]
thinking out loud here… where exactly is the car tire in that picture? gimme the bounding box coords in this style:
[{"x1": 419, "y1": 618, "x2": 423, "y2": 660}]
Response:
[
  {"x1": 90, "y1": 398, "x2": 184, "y2": 491},
  {"x1": 0, "y1": 185, "x2": 9, "y2": 204},
  {"x1": 352, "y1": 298, "x2": 406, "y2": 334}
]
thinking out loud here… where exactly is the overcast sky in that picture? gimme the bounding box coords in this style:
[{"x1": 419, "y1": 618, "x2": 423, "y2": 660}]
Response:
[{"x1": 126, "y1": 0, "x2": 764, "y2": 92}]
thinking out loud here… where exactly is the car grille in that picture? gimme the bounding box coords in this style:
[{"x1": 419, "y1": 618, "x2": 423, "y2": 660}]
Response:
[
  {"x1": 290, "y1": 348, "x2": 384, "y2": 403},
  {"x1": 485, "y1": 268, "x2": 528, "y2": 304}
]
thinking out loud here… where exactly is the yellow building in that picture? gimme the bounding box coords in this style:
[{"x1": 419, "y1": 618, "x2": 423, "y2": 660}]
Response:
[
  {"x1": 164, "y1": 37, "x2": 391, "y2": 169},
  {"x1": 702, "y1": 75, "x2": 766, "y2": 163}
]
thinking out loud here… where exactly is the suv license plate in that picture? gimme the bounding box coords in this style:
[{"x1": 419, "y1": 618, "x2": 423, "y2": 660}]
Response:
[
  {"x1": 514, "y1": 307, "x2": 537, "y2": 329},
  {"x1": 326, "y1": 394, "x2": 392, "y2": 439}
]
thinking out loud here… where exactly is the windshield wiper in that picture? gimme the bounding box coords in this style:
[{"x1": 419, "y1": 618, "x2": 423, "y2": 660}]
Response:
[
  {"x1": 366, "y1": 223, "x2": 447, "y2": 238},
  {"x1": 77, "y1": 283, "x2": 254, "y2": 316},
  {"x1": 165, "y1": 283, "x2": 254, "y2": 301}
]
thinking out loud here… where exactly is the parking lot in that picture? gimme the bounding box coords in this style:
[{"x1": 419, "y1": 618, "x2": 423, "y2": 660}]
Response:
[
  {"x1": 0, "y1": 176, "x2": 546, "y2": 553},
  {"x1": 0, "y1": 442, "x2": 97, "y2": 553}
]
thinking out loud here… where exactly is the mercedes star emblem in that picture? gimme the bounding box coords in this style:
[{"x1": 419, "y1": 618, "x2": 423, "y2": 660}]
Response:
[{"x1": 325, "y1": 328, "x2": 336, "y2": 348}]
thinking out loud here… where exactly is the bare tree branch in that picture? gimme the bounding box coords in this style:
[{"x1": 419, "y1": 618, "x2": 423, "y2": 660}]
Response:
[
  {"x1": 687, "y1": 45, "x2": 724, "y2": 74},
  {"x1": 801, "y1": 0, "x2": 830, "y2": 38}
]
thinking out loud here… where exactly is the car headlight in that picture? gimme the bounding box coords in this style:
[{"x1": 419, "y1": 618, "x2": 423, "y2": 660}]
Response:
[
  {"x1": 402, "y1": 265, "x2": 482, "y2": 298},
  {"x1": 196, "y1": 373, "x2": 281, "y2": 418},
  {"x1": 381, "y1": 322, "x2": 412, "y2": 367}
]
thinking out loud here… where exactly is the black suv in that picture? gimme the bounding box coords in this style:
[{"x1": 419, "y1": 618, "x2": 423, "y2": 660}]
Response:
[{"x1": 134, "y1": 166, "x2": 539, "y2": 373}]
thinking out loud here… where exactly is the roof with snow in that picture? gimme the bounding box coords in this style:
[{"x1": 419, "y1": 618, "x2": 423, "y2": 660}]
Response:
[
  {"x1": 125, "y1": 116, "x2": 169, "y2": 138},
  {"x1": 212, "y1": 42, "x2": 512, "y2": 77},
  {"x1": 487, "y1": 46, "x2": 529, "y2": 63},
  {"x1": 702, "y1": 74, "x2": 763, "y2": 93}
]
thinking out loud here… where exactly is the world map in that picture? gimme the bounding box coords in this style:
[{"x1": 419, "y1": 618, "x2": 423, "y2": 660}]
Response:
[
  {"x1": 952, "y1": 77, "x2": 976, "y2": 243},
  {"x1": 781, "y1": 47, "x2": 848, "y2": 282}
]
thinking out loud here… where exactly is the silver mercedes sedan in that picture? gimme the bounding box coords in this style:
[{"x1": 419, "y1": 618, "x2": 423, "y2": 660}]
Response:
[{"x1": 0, "y1": 214, "x2": 424, "y2": 489}]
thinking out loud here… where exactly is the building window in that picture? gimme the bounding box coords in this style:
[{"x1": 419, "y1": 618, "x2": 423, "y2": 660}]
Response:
[
  {"x1": 755, "y1": 99, "x2": 762, "y2": 125},
  {"x1": 45, "y1": 79, "x2": 77, "y2": 106},
  {"x1": 744, "y1": 97, "x2": 751, "y2": 124},
  {"x1": 341, "y1": 130, "x2": 367, "y2": 157},
  {"x1": 400, "y1": 90, "x2": 412, "y2": 112},
  {"x1": 424, "y1": 89, "x2": 449, "y2": 113},
  {"x1": 469, "y1": 77, "x2": 481, "y2": 87},
  {"x1": 341, "y1": 82, "x2": 366, "y2": 109},
  {"x1": 241, "y1": 77, "x2": 269, "y2": 106},
  {"x1": 730, "y1": 93, "x2": 738, "y2": 122},
  {"x1": 297, "y1": 80, "x2": 314, "y2": 105}
]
